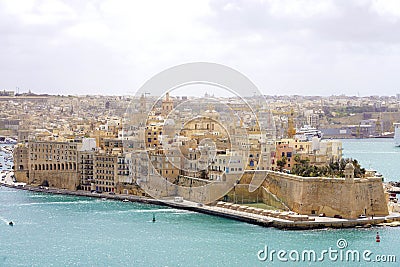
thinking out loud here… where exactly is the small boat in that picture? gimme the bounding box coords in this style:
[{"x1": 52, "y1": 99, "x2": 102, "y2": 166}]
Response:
[
  {"x1": 8, "y1": 221, "x2": 13, "y2": 226},
  {"x1": 395, "y1": 123, "x2": 400, "y2": 147},
  {"x1": 122, "y1": 199, "x2": 129, "y2": 202}
]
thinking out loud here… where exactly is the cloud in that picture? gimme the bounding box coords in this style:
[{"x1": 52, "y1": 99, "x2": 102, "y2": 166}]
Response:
[
  {"x1": 371, "y1": 0, "x2": 400, "y2": 20},
  {"x1": 1, "y1": 0, "x2": 76, "y2": 25},
  {"x1": 0, "y1": 0, "x2": 399, "y2": 96}
]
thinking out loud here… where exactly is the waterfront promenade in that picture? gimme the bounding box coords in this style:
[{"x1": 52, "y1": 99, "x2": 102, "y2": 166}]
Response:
[{"x1": 3, "y1": 183, "x2": 400, "y2": 230}]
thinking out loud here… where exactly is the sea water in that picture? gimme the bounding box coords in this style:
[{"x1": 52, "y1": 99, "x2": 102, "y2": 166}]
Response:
[{"x1": 341, "y1": 138, "x2": 400, "y2": 182}]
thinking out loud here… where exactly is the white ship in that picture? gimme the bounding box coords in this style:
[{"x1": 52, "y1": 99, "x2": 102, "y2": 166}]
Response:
[
  {"x1": 395, "y1": 123, "x2": 400, "y2": 147},
  {"x1": 294, "y1": 125, "x2": 323, "y2": 141}
]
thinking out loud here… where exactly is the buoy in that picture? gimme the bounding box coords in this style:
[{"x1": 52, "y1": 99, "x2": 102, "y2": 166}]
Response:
[
  {"x1": 152, "y1": 213, "x2": 156, "y2": 223},
  {"x1": 8, "y1": 221, "x2": 13, "y2": 226},
  {"x1": 376, "y1": 232, "x2": 380, "y2": 243}
]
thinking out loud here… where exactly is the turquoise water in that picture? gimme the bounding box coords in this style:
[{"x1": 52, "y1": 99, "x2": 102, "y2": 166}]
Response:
[
  {"x1": 0, "y1": 139, "x2": 399, "y2": 266},
  {"x1": 341, "y1": 139, "x2": 400, "y2": 182}
]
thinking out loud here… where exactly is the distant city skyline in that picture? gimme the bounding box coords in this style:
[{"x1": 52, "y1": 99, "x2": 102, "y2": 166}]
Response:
[{"x1": 1, "y1": 0, "x2": 400, "y2": 96}]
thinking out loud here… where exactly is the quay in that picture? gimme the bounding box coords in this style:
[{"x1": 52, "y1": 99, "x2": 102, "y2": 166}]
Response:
[{"x1": 2, "y1": 183, "x2": 400, "y2": 230}]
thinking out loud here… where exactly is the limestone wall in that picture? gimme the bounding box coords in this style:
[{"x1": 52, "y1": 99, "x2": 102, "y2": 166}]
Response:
[
  {"x1": 15, "y1": 170, "x2": 29, "y2": 183},
  {"x1": 115, "y1": 183, "x2": 147, "y2": 196},
  {"x1": 29, "y1": 170, "x2": 79, "y2": 190},
  {"x1": 260, "y1": 187, "x2": 290, "y2": 211},
  {"x1": 262, "y1": 171, "x2": 388, "y2": 218},
  {"x1": 224, "y1": 184, "x2": 262, "y2": 204}
]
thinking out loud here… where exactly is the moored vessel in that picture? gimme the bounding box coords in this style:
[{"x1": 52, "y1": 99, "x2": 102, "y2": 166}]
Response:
[{"x1": 394, "y1": 123, "x2": 400, "y2": 147}]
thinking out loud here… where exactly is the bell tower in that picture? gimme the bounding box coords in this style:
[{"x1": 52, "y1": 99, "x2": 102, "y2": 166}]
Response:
[{"x1": 161, "y1": 92, "x2": 174, "y2": 116}]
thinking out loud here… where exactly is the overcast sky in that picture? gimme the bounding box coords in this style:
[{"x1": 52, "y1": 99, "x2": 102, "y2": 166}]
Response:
[{"x1": 1, "y1": 0, "x2": 400, "y2": 96}]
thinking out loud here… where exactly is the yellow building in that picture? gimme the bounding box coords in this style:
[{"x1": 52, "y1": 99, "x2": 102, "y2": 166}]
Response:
[
  {"x1": 21, "y1": 141, "x2": 80, "y2": 190},
  {"x1": 94, "y1": 154, "x2": 117, "y2": 193}
]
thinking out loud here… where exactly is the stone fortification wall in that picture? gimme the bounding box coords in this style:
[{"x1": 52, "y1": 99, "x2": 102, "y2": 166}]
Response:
[
  {"x1": 261, "y1": 171, "x2": 388, "y2": 218},
  {"x1": 28, "y1": 170, "x2": 79, "y2": 191}
]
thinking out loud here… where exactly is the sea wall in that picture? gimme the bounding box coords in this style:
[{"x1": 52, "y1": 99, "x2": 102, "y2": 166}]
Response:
[
  {"x1": 27, "y1": 170, "x2": 79, "y2": 191},
  {"x1": 14, "y1": 170, "x2": 29, "y2": 183},
  {"x1": 261, "y1": 171, "x2": 388, "y2": 218},
  {"x1": 224, "y1": 184, "x2": 262, "y2": 204}
]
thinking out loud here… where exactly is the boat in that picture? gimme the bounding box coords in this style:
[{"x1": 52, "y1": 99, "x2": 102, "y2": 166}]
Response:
[
  {"x1": 294, "y1": 125, "x2": 323, "y2": 141},
  {"x1": 0, "y1": 137, "x2": 17, "y2": 144},
  {"x1": 374, "y1": 132, "x2": 394, "y2": 138},
  {"x1": 395, "y1": 123, "x2": 400, "y2": 147}
]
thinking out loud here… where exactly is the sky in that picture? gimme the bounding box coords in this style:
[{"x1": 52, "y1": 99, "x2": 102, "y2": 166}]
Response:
[{"x1": 1, "y1": 0, "x2": 400, "y2": 96}]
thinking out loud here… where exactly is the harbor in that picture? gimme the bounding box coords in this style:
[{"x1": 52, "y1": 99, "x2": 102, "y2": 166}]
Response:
[
  {"x1": 3, "y1": 138, "x2": 400, "y2": 230},
  {"x1": 1, "y1": 138, "x2": 400, "y2": 266},
  {"x1": 0, "y1": 144, "x2": 16, "y2": 186}
]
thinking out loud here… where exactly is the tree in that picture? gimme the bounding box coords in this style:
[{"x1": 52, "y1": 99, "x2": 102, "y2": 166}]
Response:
[
  {"x1": 291, "y1": 157, "x2": 365, "y2": 178},
  {"x1": 277, "y1": 156, "x2": 287, "y2": 172},
  {"x1": 294, "y1": 155, "x2": 301, "y2": 164}
]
